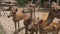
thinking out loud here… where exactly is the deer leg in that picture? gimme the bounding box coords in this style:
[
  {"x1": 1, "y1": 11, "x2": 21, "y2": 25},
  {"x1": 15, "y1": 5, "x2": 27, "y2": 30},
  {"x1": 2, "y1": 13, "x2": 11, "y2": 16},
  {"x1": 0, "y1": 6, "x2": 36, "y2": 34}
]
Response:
[
  {"x1": 53, "y1": 29, "x2": 59, "y2": 34},
  {"x1": 39, "y1": 29, "x2": 44, "y2": 34},
  {"x1": 36, "y1": 31, "x2": 38, "y2": 34},
  {"x1": 25, "y1": 26, "x2": 28, "y2": 34},
  {"x1": 3, "y1": 11, "x2": 5, "y2": 15},
  {"x1": 43, "y1": 31, "x2": 47, "y2": 34},
  {"x1": 18, "y1": 21, "x2": 20, "y2": 29},
  {"x1": 14, "y1": 21, "x2": 17, "y2": 34},
  {"x1": 30, "y1": 31, "x2": 34, "y2": 34},
  {"x1": 14, "y1": 22, "x2": 16, "y2": 30}
]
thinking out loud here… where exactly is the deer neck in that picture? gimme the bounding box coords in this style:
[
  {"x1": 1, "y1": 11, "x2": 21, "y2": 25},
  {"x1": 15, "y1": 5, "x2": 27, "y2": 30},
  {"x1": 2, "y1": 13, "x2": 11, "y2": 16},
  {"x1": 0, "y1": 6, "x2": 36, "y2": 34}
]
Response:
[
  {"x1": 30, "y1": 9, "x2": 33, "y2": 20},
  {"x1": 13, "y1": 12, "x2": 16, "y2": 19}
]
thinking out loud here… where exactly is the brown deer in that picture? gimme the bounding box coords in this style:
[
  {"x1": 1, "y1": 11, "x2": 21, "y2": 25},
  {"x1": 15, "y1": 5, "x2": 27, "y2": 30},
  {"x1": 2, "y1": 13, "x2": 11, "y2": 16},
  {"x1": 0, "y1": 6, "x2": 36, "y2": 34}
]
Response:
[
  {"x1": 43, "y1": 22, "x2": 60, "y2": 34},
  {"x1": 27, "y1": 17, "x2": 40, "y2": 34},
  {"x1": 7, "y1": 6, "x2": 31, "y2": 34}
]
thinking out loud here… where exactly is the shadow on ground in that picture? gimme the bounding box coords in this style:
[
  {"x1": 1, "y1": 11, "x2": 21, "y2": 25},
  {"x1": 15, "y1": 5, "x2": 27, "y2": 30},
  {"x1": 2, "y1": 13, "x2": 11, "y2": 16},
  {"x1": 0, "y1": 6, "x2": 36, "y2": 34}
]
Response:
[{"x1": 13, "y1": 27, "x2": 25, "y2": 34}]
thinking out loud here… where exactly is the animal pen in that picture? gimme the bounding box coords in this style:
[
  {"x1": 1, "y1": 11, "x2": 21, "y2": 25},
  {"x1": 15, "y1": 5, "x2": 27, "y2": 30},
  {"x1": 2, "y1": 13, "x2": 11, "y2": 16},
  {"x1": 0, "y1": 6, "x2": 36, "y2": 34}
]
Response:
[{"x1": 0, "y1": 0, "x2": 60, "y2": 34}]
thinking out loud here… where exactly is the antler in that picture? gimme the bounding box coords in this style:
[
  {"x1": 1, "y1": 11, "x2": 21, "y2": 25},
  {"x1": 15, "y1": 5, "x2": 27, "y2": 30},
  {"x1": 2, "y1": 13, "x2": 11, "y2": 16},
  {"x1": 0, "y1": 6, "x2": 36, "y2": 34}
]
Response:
[
  {"x1": 35, "y1": 0, "x2": 40, "y2": 4},
  {"x1": 30, "y1": 0, "x2": 33, "y2": 4}
]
